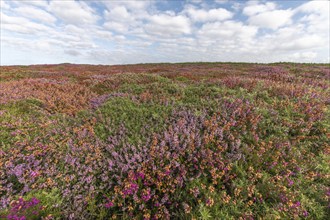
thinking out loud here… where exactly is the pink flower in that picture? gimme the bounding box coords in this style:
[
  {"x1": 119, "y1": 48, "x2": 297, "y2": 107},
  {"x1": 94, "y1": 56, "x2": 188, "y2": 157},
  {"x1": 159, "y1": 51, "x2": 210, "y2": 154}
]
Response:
[
  {"x1": 104, "y1": 201, "x2": 114, "y2": 208},
  {"x1": 288, "y1": 179, "x2": 294, "y2": 186},
  {"x1": 103, "y1": 196, "x2": 114, "y2": 208},
  {"x1": 302, "y1": 210, "x2": 308, "y2": 217},
  {"x1": 142, "y1": 189, "x2": 151, "y2": 202},
  {"x1": 30, "y1": 171, "x2": 39, "y2": 178}
]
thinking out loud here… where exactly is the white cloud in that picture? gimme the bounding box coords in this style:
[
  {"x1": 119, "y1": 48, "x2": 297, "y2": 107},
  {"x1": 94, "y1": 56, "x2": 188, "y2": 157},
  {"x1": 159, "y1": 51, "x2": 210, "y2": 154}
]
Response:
[
  {"x1": 1, "y1": 36, "x2": 62, "y2": 52},
  {"x1": 290, "y1": 52, "x2": 317, "y2": 62},
  {"x1": 145, "y1": 14, "x2": 191, "y2": 36},
  {"x1": 295, "y1": 0, "x2": 329, "y2": 15},
  {"x1": 295, "y1": 1, "x2": 330, "y2": 34},
  {"x1": 49, "y1": 0, "x2": 99, "y2": 25},
  {"x1": 14, "y1": 6, "x2": 57, "y2": 24},
  {"x1": 279, "y1": 35, "x2": 325, "y2": 51},
  {"x1": 104, "y1": 21, "x2": 129, "y2": 33},
  {"x1": 243, "y1": 2, "x2": 293, "y2": 30},
  {"x1": 102, "y1": 0, "x2": 151, "y2": 11},
  {"x1": 184, "y1": 6, "x2": 233, "y2": 22},
  {"x1": 63, "y1": 25, "x2": 86, "y2": 35},
  {"x1": 10, "y1": 0, "x2": 49, "y2": 8},
  {"x1": 248, "y1": 9, "x2": 293, "y2": 29},
  {"x1": 198, "y1": 20, "x2": 258, "y2": 40},
  {"x1": 94, "y1": 30, "x2": 114, "y2": 40},
  {"x1": 1, "y1": 12, "x2": 53, "y2": 34},
  {"x1": 104, "y1": 6, "x2": 132, "y2": 22},
  {"x1": 100, "y1": 0, "x2": 152, "y2": 20},
  {"x1": 0, "y1": 1, "x2": 10, "y2": 10},
  {"x1": 103, "y1": 5, "x2": 138, "y2": 33},
  {"x1": 243, "y1": 2, "x2": 276, "y2": 16}
]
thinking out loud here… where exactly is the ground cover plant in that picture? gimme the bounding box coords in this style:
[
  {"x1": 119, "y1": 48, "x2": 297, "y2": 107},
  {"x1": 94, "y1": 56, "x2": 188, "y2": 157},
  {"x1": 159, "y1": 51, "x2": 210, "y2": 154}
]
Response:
[{"x1": 0, "y1": 63, "x2": 329, "y2": 219}]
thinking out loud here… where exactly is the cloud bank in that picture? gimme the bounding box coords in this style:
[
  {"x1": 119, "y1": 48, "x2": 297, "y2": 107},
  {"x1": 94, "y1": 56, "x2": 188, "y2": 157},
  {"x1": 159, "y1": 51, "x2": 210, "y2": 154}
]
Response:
[{"x1": 1, "y1": 0, "x2": 329, "y2": 65}]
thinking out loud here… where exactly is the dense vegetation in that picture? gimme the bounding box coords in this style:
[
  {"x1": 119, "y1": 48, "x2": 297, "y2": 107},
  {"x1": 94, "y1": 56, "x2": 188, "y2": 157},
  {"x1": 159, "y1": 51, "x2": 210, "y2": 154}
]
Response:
[{"x1": 0, "y1": 63, "x2": 329, "y2": 219}]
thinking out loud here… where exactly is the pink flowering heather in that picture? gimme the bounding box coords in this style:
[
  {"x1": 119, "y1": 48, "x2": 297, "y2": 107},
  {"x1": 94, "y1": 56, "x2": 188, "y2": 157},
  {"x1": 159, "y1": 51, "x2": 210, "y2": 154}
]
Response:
[{"x1": 0, "y1": 63, "x2": 329, "y2": 219}]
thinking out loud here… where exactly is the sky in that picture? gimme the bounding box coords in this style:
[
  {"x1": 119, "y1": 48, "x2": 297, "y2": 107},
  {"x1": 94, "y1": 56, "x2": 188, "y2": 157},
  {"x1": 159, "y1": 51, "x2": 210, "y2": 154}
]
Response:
[{"x1": 0, "y1": 0, "x2": 329, "y2": 65}]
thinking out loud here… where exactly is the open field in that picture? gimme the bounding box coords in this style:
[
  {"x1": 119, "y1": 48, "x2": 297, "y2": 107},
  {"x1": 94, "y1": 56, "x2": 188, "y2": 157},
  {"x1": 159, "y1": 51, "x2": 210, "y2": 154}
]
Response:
[{"x1": 0, "y1": 63, "x2": 329, "y2": 219}]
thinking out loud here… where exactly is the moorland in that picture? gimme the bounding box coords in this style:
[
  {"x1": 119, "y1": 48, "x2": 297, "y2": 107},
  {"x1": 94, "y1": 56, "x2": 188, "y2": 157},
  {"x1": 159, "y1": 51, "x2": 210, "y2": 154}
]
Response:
[{"x1": 0, "y1": 63, "x2": 329, "y2": 219}]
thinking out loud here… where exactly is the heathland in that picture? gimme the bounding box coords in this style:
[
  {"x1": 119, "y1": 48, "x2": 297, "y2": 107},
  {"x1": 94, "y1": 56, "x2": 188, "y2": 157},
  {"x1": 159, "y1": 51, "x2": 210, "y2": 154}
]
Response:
[{"x1": 0, "y1": 63, "x2": 329, "y2": 219}]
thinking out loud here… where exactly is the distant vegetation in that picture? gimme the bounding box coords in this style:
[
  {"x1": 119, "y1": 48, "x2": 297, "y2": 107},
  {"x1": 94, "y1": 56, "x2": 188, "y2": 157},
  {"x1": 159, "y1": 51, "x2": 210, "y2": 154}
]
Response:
[{"x1": 0, "y1": 63, "x2": 329, "y2": 219}]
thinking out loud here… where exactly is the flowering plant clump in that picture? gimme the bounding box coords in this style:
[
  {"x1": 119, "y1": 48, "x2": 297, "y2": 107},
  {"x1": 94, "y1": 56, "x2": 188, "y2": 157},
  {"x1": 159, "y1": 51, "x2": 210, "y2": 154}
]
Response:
[
  {"x1": 1, "y1": 197, "x2": 48, "y2": 220},
  {"x1": 0, "y1": 63, "x2": 329, "y2": 219}
]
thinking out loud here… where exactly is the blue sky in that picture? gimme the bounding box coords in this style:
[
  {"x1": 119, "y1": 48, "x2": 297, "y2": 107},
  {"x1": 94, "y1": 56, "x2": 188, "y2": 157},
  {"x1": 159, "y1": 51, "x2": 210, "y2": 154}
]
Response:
[{"x1": 0, "y1": 0, "x2": 329, "y2": 65}]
